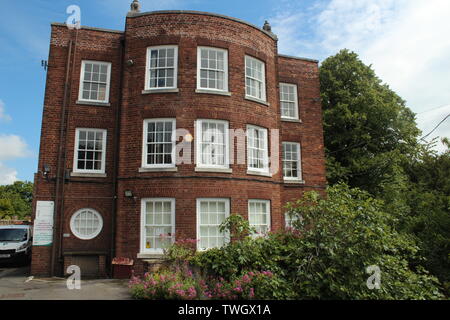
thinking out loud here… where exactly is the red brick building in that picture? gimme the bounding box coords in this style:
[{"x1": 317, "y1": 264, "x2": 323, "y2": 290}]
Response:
[{"x1": 31, "y1": 2, "x2": 326, "y2": 278}]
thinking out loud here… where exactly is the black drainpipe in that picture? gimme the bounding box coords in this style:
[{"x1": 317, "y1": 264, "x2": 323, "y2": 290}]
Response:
[
  {"x1": 110, "y1": 36, "x2": 126, "y2": 276},
  {"x1": 51, "y1": 29, "x2": 77, "y2": 277}
]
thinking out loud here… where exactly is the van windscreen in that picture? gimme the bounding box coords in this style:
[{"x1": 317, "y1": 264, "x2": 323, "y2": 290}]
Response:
[{"x1": 0, "y1": 229, "x2": 28, "y2": 242}]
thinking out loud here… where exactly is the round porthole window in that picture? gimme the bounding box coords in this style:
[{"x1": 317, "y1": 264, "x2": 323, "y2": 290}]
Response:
[{"x1": 70, "y1": 208, "x2": 103, "y2": 240}]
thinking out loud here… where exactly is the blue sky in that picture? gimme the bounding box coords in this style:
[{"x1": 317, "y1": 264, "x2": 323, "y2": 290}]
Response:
[{"x1": 0, "y1": 0, "x2": 449, "y2": 184}]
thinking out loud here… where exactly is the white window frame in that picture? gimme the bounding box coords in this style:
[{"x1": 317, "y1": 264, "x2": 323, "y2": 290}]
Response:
[
  {"x1": 73, "y1": 128, "x2": 107, "y2": 174},
  {"x1": 280, "y1": 83, "x2": 299, "y2": 120},
  {"x1": 248, "y1": 200, "x2": 271, "y2": 238},
  {"x1": 197, "y1": 47, "x2": 229, "y2": 92},
  {"x1": 70, "y1": 208, "x2": 103, "y2": 240},
  {"x1": 196, "y1": 198, "x2": 230, "y2": 251},
  {"x1": 282, "y1": 142, "x2": 303, "y2": 181},
  {"x1": 140, "y1": 198, "x2": 176, "y2": 254},
  {"x1": 245, "y1": 55, "x2": 266, "y2": 102},
  {"x1": 246, "y1": 125, "x2": 269, "y2": 173},
  {"x1": 78, "y1": 60, "x2": 112, "y2": 103},
  {"x1": 142, "y1": 118, "x2": 176, "y2": 169},
  {"x1": 145, "y1": 45, "x2": 178, "y2": 91},
  {"x1": 196, "y1": 119, "x2": 230, "y2": 169}
]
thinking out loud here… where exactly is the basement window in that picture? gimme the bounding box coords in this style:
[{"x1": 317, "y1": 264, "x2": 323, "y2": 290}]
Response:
[
  {"x1": 78, "y1": 61, "x2": 112, "y2": 103},
  {"x1": 145, "y1": 46, "x2": 178, "y2": 90},
  {"x1": 73, "y1": 128, "x2": 107, "y2": 174}
]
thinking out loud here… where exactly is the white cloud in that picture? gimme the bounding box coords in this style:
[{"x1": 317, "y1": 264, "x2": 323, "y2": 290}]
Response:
[
  {"x1": 0, "y1": 162, "x2": 18, "y2": 185},
  {"x1": 0, "y1": 135, "x2": 32, "y2": 184},
  {"x1": 0, "y1": 99, "x2": 12, "y2": 122},
  {"x1": 270, "y1": 0, "x2": 450, "y2": 151},
  {"x1": 0, "y1": 135, "x2": 31, "y2": 161}
]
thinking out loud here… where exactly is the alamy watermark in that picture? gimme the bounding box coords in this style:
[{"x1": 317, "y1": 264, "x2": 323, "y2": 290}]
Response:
[
  {"x1": 66, "y1": 265, "x2": 81, "y2": 290},
  {"x1": 66, "y1": 5, "x2": 81, "y2": 30},
  {"x1": 366, "y1": 265, "x2": 381, "y2": 290}
]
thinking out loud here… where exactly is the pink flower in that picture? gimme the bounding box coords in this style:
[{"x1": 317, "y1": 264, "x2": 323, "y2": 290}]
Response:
[{"x1": 249, "y1": 288, "x2": 255, "y2": 298}]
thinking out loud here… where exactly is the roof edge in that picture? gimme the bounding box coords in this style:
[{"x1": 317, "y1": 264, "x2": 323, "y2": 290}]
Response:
[
  {"x1": 126, "y1": 10, "x2": 278, "y2": 41},
  {"x1": 278, "y1": 54, "x2": 319, "y2": 63},
  {"x1": 51, "y1": 22, "x2": 124, "y2": 34}
]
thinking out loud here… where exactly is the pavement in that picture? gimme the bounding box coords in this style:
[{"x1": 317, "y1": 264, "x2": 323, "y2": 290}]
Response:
[{"x1": 0, "y1": 263, "x2": 132, "y2": 300}]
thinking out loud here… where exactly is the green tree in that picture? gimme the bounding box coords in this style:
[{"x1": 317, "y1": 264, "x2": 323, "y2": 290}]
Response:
[
  {"x1": 0, "y1": 181, "x2": 33, "y2": 220},
  {"x1": 402, "y1": 139, "x2": 450, "y2": 288},
  {"x1": 320, "y1": 49, "x2": 421, "y2": 197},
  {"x1": 285, "y1": 184, "x2": 442, "y2": 299}
]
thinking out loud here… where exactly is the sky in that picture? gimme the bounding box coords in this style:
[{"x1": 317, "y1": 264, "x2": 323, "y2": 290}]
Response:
[{"x1": 0, "y1": 0, "x2": 449, "y2": 184}]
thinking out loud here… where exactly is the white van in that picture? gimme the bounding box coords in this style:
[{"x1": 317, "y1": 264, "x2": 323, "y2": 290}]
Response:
[{"x1": 0, "y1": 225, "x2": 33, "y2": 264}]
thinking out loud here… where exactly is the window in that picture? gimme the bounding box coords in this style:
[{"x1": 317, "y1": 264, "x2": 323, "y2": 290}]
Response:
[
  {"x1": 196, "y1": 119, "x2": 229, "y2": 169},
  {"x1": 245, "y1": 56, "x2": 266, "y2": 101},
  {"x1": 247, "y1": 125, "x2": 269, "y2": 173},
  {"x1": 70, "y1": 208, "x2": 103, "y2": 240},
  {"x1": 73, "y1": 128, "x2": 107, "y2": 174},
  {"x1": 280, "y1": 83, "x2": 299, "y2": 120},
  {"x1": 285, "y1": 212, "x2": 300, "y2": 229},
  {"x1": 78, "y1": 61, "x2": 111, "y2": 103},
  {"x1": 197, "y1": 198, "x2": 230, "y2": 251},
  {"x1": 197, "y1": 47, "x2": 228, "y2": 92},
  {"x1": 146, "y1": 46, "x2": 178, "y2": 90},
  {"x1": 141, "y1": 198, "x2": 175, "y2": 254},
  {"x1": 282, "y1": 142, "x2": 302, "y2": 180},
  {"x1": 142, "y1": 119, "x2": 176, "y2": 168},
  {"x1": 248, "y1": 200, "x2": 271, "y2": 237}
]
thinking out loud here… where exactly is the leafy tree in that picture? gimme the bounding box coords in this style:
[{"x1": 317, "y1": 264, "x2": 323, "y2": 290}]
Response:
[
  {"x1": 320, "y1": 49, "x2": 421, "y2": 197},
  {"x1": 402, "y1": 139, "x2": 450, "y2": 288},
  {"x1": 0, "y1": 181, "x2": 33, "y2": 220},
  {"x1": 285, "y1": 184, "x2": 442, "y2": 299}
]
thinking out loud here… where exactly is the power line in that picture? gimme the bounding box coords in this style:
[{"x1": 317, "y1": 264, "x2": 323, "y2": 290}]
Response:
[
  {"x1": 420, "y1": 113, "x2": 450, "y2": 141},
  {"x1": 416, "y1": 104, "x2": 450, "y2": 115}
]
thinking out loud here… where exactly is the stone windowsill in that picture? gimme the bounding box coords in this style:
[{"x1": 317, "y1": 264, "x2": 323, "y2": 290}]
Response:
[
  {"x1": 76, "y1": 100, "x2": 111, "y2": 107},
  {"x1": 247, "y1": 170, "x2": 272, "y2": 177},
  {"x1": 281, "y1": 118, "x2": 302, "y2": 123},
  {"x1": 137, "y1": 253, "x2": 165, "y2": 259},
  {"x1": 139, "y1": 167, "x2": 178, "y2": 173},
  {"x1": 284, "y1": 179, "x2": 306, "y2": 184},
  {"x1": 244, "y1": 96, "x2": 270, "y2": 106},
  {"x1": 195, "y1": 89, "x2": 232, "y2": 96},
  {"x1": 142, "y1": 88, "x2": 179, "y2": 94},
  {"x1": 195, "y1": 167, "x2": 233, "y2": 174},
  {"x1": 70, "y1": 172, "x2": 107, "y2": 178}
]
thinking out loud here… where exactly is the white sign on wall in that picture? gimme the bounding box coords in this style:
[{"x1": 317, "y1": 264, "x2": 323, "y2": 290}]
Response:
[{"x1": 33, "y1": 201, "x2": 55, "y2": 246}]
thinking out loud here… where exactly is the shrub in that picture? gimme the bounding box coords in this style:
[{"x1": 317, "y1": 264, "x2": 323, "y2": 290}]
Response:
[{"x1": 129, "y1": 269, "x2": 200, "y2": 300}]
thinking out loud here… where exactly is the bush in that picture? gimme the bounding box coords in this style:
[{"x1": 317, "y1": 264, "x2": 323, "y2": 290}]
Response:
[
  {"x1": 129, "y1": 269, "x2": 200, "y2": 300},
  {"x1": 131, "y1": 184, "x2": 444, "y2": 300}
]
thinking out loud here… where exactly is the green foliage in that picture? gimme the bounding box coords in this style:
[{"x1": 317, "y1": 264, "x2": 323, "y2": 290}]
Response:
[
  {"x1": 0, "y1": 181, "x2": 33, "y2": 220},
  {"x1": 319, "y1": 49, "x2": 449, "y2": 295},
  {"x1": 286, "y1": 184, "x2": 442, "y2": 299},
  {"x1": 129, "y1": 269, "x2": 200, "y2": 300},
  {"x1": 192, "y1": 184, "x2": 443, "y2": 300},
  {"x1": 219, "y1": 214, "x2": 256, "y2": 241},
  {"x1": 401, "y1": 142, "x2": 450, "y2": 287},
  {"x1": 320, "y1": 49, "x2": 420, "y2": 195}
]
